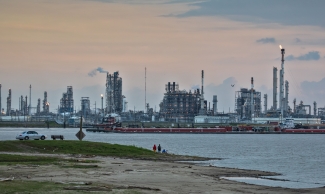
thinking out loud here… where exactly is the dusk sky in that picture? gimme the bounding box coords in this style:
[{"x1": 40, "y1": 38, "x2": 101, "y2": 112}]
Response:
[{"x1": 1, "y1": 0, "x2": 325, "y2": 113}]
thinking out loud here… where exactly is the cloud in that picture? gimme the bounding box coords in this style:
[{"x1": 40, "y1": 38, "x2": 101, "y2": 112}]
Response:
[
  {"x1": 295, "y1": 38, "x2": 302, "y2": 43},
  {"x1": 174, "y1": 0, "x2": 325, "y2": 27},
  {"x1": 205, "y1": 77, "x2": 238, "y2": 112},
  {"x1": 256, "y1": 37, "x2": 276, "y2": 44},
  {"x1": 300, "y1": 77, "x2": 325, "y2": 106},
  {"x1": 285, "y1": 51, "x2": 320, "y2": 61},
  {"x1": 88, "y1": 67, "x2": 108, "y2": 77}
]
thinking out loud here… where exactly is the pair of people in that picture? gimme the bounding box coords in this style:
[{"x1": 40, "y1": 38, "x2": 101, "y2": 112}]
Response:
[{"x1": 153, "y1": 144, "x2": 162, "y2": 152}]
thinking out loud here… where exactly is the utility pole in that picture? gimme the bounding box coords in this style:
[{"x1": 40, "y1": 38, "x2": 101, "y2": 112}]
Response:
[{"x1": 0, "y1": 84, "x2": 2, "y2": 119}]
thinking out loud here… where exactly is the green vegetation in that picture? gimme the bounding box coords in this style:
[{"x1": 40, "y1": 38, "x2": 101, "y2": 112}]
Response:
[
  {"x1": 0, "y1": 180, "x2": 142, "y2": 194},
  {"x1": 0, "y1": 140, "x2": 208, "y2": 161},
  {"x1": 0, "y1": 140, "x2": 157, "y2": 159},
  {"x1": 0, "y1": 154, "x2": 99, "y2": 165},
  {"x1": 0, "y1": 154, "x2": 60, "y2": 165}
]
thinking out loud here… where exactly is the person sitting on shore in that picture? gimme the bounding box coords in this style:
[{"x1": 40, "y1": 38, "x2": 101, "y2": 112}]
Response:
[
  {"x1": 158, "y1": 144, "x2": 161, "y2": 153},
  {"x1": 162, "y1": 149, "x2": 167, "y2": 153},
  {"x1": 153, "y1": 144, "x2": 156, "y2": 152}
]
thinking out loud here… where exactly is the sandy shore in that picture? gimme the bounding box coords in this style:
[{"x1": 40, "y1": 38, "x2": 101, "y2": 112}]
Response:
[{"x1": 1, "y1": 152, "x2": 324, "y2": 194}]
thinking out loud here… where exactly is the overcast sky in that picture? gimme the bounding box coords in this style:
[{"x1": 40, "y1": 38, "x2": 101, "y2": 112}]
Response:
[{"x1": 1, "y1": 0, "x2": 325, "y2": 113}]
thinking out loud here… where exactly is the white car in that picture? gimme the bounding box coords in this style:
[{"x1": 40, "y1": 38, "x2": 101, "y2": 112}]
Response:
[{"x1": 16, "y1": 131, "x2": 47, "y2": 140}]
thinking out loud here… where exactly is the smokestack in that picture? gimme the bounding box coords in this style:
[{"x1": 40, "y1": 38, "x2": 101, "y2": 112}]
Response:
[
  {"x1": 201, "y1": 70, "x2": 204, "y2": 96},
  {"x1": 293, "y1": 98, "x2": 296, "y2": 114},
  {"x1": 29, "y1": 84, "x2": 32, "y2": 115},
  {"x1": 251, "y1": 77, "x2": 254, "y2": 120},
  {"x1": 199, "y1": 70, "x2": 206, "y2": 115},
  {"x1": 213, "y1": 95, "x2": 218, "y2": 115},
  {"x1": 314, "y1": 101, "x2": 317, "y2": 116},
  {"x1": 25, "y1": 96, "x2": 28, "y2": 116},
  {"x1": 285, "y1": 81, "x2": 289, "y2": 117},
  {"x1": 279, "y1": 46, "x2": 285, "y2": 116},
  {"x1": 6, "y1": 89, "x2": 11, "y2": 116},
  {"x1": 173, "y1": 82, "x2": 176, "y2": 92},
  {"x1": 264, "y1": 94, "x2": 267, "y2": 114},
  {"x1": 273, "y1": 67, "x2": 278, "y2": 110}
]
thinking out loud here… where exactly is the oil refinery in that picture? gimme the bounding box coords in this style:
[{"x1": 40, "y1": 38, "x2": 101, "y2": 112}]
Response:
[{"x1": 0, "y1": 46, "x2": 325, "y2": 128}]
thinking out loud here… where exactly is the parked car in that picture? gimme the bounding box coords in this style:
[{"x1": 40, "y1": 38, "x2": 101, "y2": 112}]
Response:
[{"x1": 16, "y1": 131, "x2": 47, "y2": 140}]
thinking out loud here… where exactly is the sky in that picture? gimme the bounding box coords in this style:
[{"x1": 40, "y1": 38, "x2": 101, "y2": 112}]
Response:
[{"x1": 1, "y1": 0, "x2": 325, "y2": 113}]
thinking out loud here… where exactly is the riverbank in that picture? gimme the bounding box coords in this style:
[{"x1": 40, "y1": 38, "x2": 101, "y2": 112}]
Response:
[
  {"x1": 1, "y1": 153, "x2": 324, "y2": 193},
  {"x1": 0, "y1": 141, "x2": 324, "y2": 193}
]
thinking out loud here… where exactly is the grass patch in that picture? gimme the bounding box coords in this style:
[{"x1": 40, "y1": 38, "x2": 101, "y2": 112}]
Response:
[
  {"x1": 0, "y1": 154, "x2": 99, "y2": 166},
  {"x1": 0, "y1": 180, "x2": 142, "y2": 194},
  {"x1": 0, "y1": 154, "x2": 60, "y2": 165},
  {"x1": 0, "y1": 140, "x2": 209, "y2": 161},
  {"x1": 0, "y1": 140, "x2": 157, "y2": 159}
]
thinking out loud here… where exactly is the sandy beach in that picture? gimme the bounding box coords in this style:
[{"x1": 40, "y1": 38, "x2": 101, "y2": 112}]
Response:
[{"x1": 1, "y1": 152, "x2": 324, "y2": 194}]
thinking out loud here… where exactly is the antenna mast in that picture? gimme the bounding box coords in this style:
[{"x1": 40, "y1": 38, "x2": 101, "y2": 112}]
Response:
[{"x1": 144, "y1": 67, "x2": 147, "y2": 113}]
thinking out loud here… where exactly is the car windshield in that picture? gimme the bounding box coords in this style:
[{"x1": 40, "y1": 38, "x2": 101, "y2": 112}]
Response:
[{"x1": 22, "y1": 131, "x2": 26, "y2": 134}]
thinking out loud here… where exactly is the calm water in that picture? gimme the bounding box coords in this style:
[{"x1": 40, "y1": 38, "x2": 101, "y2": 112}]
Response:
[{"x1": 1, "y1": 128, "x2": 324, "y2": 189}]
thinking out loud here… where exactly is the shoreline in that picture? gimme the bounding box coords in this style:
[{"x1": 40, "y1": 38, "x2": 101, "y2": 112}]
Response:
[{"x1": 1, "y1": 152, "x2": 324, "y2": 193}]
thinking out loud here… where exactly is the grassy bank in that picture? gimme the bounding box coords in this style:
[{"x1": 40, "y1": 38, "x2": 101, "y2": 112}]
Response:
[
  {"x1": 0, "y1": 140, "x2": 208, "y2": 193},
  {"x1": 0, "y1": 140, "x2": 207, "y2": 161}
]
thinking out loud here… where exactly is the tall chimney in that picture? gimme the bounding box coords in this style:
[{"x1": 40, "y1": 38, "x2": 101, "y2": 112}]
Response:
[
  {"x1": 251, "y1": 77, "x2": 254, "y2": 120},
  {"x1": 293, "y1": 98, "x2": 296, "y2": 114},
  {"x1": 273, "y1": 67, "x2": 278, "y2": 110},
  {"x1": 264, "y1": 94, "x2": 267, "y2": 114},
  {"x1": 29, "y1": 84, "x2": 32, "y2": 115},
  {"x1": 314, "y1": 101, "x2": 317, "y2": 116},
  {"x1": 6, "y1": 89, "x2": 11, "y2": 116},
  {"x1": 199, "y1": 70, "x2": 206, "y2": 115},
  {"x1": 279, "y1": 46, "x2": 285, "y2": 116},
  {"x1": 285, "y1": 80, "x2": 289, "y2": 117},
  {"x1": 213, "y1": 95, "x2": 218, "y2": 115}
]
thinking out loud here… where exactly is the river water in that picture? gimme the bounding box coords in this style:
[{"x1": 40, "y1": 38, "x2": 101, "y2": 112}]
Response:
[{"x1": 1, "y1": 128, "x2": 324, "y2": 189}]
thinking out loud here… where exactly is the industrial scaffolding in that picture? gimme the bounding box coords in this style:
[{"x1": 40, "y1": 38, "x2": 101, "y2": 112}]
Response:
[
  {"x1": 81, "y1": 97, "x2": 91, "y2": 117},
  {"x1": 59, "y1": 86, "x2": 74, "y2": 113},
  {"x1": 105, "y1": 71, "x2": 123, "y2": 114},
  {"x1": 42, "y1": 91, "x2": 49, "y2": 114},
  {"x1": 235, "y1": 88, "x2": 262, "y2": 120},
  {"x1": 159, "y1": 82, "x2": 201, "y2": 122}
]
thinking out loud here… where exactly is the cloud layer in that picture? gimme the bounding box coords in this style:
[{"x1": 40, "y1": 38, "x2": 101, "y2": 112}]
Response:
[
  {"x1": 174, "y1": 0, "x2": 325, "y2": 27},
  {"x1": 285, "y1": 51, "x2": 321, "y2": 61},
  {"x1": 256, "y1": 37, "x2": 276, "y2": 44}
]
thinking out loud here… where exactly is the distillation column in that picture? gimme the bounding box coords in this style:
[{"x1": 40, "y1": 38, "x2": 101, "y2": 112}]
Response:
[
  {"x1": 251, "y1": 77, "x2": 254, "y2": 120},
  {"x1": 279, "y1": 46, "x2": 285, "y2": 116},
  {"x1": 199, "y1": 70, "x2": 206, "y2": 115},
  {"x1": 6, "y1": 89, "x2": 11, "y2": 116},
  {"x1": 264, "y1": 94, "x2": 267, "y2": 114},
  {"x1": 213, "y1": 95, "x2": 218, "y2": 115},
  {"x1": 273, "y1": 67, "x2": 277, "y2": 110},
  {"x1": 285, "y1": 80, "x2": 289, "y2": 116},
  {"x1": 29, "y1": 85, "x2": 32, "y2": 115},
  {"x1": 314, "y1": 101, "x2": 317, "y2": 116}
]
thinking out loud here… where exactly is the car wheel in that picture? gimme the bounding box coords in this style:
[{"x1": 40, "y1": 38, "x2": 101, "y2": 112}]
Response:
[
  {"x1": 41, "y1": 136, "x2": 45, "y2": 140},
  {"x1": 24, "y1": 136, "x2": 29, "y2": 140}
]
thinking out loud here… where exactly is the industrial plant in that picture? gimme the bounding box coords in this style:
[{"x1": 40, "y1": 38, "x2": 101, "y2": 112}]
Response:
[{"x1": 0, "y1": 46, "x2": 325, "y2": 127}]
